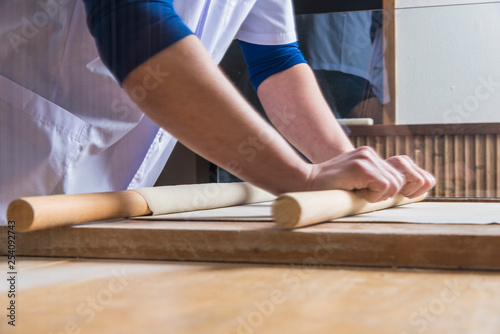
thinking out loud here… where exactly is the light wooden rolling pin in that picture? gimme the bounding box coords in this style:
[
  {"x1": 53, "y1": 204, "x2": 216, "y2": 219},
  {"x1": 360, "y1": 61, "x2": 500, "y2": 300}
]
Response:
[
  {"x1": 272, "y1": 191, "x2": 426, "y2": 228},
  {"x1": 7, "y1": 183, "x2": 425, "y2": 232}
]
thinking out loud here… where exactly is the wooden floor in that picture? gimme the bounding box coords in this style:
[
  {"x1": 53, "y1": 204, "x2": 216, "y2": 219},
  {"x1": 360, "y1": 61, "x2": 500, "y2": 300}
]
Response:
[{"x1": 1, "y1": 257, "x2": 500, "y2": 334}]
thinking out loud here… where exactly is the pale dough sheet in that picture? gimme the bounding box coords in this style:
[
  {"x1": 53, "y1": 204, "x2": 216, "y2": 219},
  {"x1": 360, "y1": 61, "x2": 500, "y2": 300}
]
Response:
[
  {"x1": 337, "y1": 202, "x2": 500, "y2": 224},
  {"x1": 134, "y1": 202, "x2": 500, "y2": 225},
  {"x1": 133, "y1": 183, "x2": 275, "y2": 216},
  {"x1": 134, "y1": 203, "x2": 274, "y2": 222}
]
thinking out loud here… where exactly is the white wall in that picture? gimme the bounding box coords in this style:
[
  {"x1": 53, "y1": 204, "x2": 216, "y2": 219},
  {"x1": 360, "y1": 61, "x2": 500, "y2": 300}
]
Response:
[{"x1": 394, "y1": 1, "x2": 500, "y2": 124}]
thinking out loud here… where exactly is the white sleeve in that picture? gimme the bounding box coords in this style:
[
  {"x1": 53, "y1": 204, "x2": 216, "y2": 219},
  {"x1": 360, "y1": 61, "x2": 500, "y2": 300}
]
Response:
[{"x1": 236, "y1": 0, "x2": 297, "y2": 45}]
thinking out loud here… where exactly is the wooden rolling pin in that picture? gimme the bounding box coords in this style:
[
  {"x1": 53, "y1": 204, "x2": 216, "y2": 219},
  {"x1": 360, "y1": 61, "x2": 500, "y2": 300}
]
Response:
[
  {"x1": 7, "y1": 183, "x2": 275, "y2": 232},
  {"x1": 272, "y1": 190, "x2": 426, "y2": 228},
  {"x1": 7, "y1": 191, "x2": 149, "y2": 233},
  {"x1": 8, "y1": 182, "x2": 425, "y2": 232}
]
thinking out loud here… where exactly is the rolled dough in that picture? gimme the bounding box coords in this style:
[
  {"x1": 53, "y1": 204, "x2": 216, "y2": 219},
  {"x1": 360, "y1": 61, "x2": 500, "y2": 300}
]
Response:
[{"x1": 133, "y1": 182, "x2": 275, "y2": 216}]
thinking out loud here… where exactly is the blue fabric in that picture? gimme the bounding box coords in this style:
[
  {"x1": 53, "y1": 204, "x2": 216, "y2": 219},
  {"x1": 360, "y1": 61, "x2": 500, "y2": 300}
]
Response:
[
  {"x1": 83, "y1": 0, "x2": 193, "y2": 84},
  {"x1": 238, "y1": 41, "x2": 307, "y2": 91}
]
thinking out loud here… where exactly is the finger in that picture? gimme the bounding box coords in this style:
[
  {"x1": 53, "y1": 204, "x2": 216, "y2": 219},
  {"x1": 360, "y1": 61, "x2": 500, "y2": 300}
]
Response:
[
  {"x1": 373, "y1": 160, "x2": 406, "y2": 199},
  {"x1": 349, "y1": 149, "x2": 406, "y2": 201},
  {"x1": 383, "y1": 162, "x2": 407, "y2": 196},
  {"x1": 355, "y1": 174, "x2": 403, "y2": 202},
  {"x1": 347, "y1": 159, "x2": 401, "y2": 202},
  {"x1": 386, "y1": 156, "x2": 423, "y2": 196},
  {"x1": 386, "y1": 156, "x2": 436, "y2": 198},
  {"x1": 405, "y1": 169, "x2": 436, "y2": 198},
  {"x1": 356, "y1": 148, "x2": 407, "y2": 196}
]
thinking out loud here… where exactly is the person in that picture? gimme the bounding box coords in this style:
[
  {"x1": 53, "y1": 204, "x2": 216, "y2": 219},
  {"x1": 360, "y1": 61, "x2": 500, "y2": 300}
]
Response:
[
  {"x1": 296, "y1": 11, "x2": 388, "y2": 123},
  {"x1": 0, "y1": 0, "x2": 434, "y2": 224}
]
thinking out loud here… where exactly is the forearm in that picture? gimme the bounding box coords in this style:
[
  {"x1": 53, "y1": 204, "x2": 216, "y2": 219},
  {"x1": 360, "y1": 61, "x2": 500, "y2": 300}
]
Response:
[
  {"x1": 257, "y1": 63, "x2": 354, "y2": 164},
  {"x1": 123, "y1": 36, "x2": 312, "y2": 194}
]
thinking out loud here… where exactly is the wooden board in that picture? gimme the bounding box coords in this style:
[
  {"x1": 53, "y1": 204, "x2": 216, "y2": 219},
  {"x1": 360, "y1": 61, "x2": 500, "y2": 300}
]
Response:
[
  {"x1": 2, "y1": 257, "x2": 500, "y2": 334},
  {"x1": 1, "y1": 202, "x2": 500, "y2": 270}
]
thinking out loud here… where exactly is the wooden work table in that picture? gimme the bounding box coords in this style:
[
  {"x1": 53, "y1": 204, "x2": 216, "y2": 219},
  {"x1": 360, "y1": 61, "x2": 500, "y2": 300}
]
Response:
[{"x1": 2, "y1": 201, "x2": 500, "y2": 333}]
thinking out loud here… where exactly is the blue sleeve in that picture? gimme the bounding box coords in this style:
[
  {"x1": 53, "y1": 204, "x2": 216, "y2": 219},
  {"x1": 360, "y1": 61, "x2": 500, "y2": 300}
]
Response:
[
  {"x1": 237, "y1": 40, "x2": 308, "y2": 91},
  {"x1": 83, "y1": 0, "x2": 193, "y2": 84}
]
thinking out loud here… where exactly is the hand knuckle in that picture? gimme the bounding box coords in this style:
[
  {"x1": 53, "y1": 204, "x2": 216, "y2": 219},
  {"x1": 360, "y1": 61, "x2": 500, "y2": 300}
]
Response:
[{"x1": 357, "y1": 146, "x2": 376, "y2": 158}]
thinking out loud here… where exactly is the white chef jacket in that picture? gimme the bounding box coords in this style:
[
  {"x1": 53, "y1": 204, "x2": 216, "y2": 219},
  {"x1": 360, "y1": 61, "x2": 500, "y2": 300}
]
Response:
[{"x1": 0, "y1": 0, "x2": 297, "y2": 223}]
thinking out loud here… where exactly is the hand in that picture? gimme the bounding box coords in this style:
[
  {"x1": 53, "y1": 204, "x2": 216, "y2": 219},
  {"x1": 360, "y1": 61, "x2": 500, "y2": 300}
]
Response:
[
  {"x1": 385, "y1": 155, "x2": 436, "y2": 198},
  {"x1": 307, "y1": 146, "x2": 434, "y2": 202}
]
